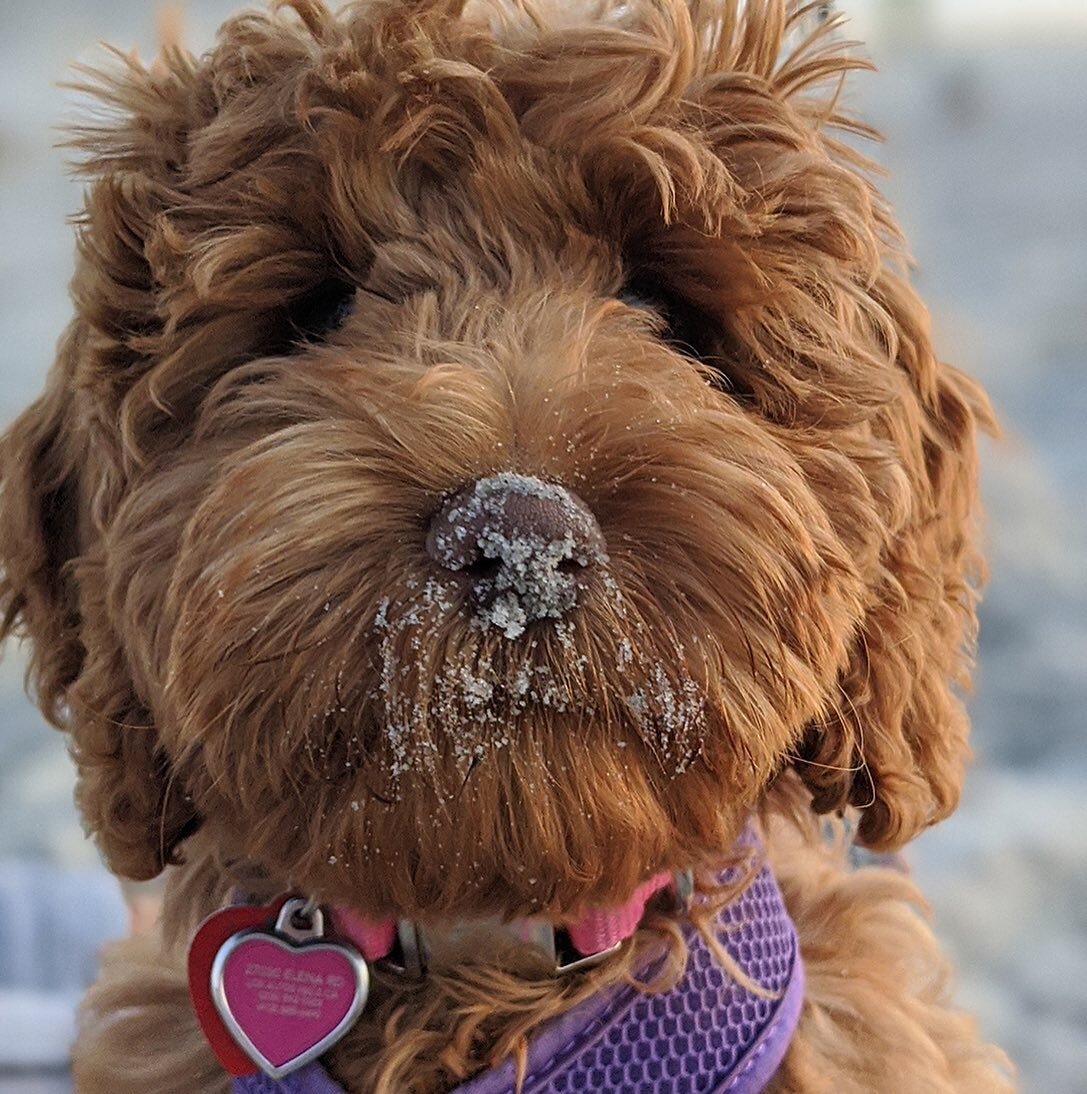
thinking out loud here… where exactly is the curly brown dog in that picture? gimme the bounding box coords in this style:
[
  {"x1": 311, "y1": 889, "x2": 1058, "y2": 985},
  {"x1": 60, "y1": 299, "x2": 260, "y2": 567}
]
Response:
[{"x1": 0, "y1": 1, "x2": 1014, "y2": 1091}]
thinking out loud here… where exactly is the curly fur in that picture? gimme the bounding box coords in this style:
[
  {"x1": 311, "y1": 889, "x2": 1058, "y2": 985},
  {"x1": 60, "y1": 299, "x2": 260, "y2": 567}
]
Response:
[{"x1": 0, "y1": 0, "x2": 1011, "y2": 1089}]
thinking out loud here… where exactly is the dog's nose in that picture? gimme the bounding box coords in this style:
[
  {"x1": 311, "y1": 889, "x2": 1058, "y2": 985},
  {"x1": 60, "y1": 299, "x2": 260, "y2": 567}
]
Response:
[{"x1": 425, "y1": 473, "x2": 606, "y2": 638}]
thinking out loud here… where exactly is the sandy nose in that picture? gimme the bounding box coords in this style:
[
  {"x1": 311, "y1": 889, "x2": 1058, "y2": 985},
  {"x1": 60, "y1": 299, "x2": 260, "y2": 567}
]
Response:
[{"x1": 425, "y1": 473, "x2": 607, "y2": 637}]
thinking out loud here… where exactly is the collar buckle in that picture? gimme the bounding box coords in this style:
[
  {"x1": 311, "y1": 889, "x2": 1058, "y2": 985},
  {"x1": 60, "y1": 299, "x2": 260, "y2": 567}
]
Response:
[{"x1": 377, "y1": 869, "x2": 694, "y2": 979}]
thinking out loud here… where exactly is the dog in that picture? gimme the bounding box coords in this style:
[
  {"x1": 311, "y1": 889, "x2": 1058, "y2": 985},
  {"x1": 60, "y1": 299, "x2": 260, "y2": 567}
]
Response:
[{"x1": 0, "y1": 1, "x2": 1014, "y2": 1090}]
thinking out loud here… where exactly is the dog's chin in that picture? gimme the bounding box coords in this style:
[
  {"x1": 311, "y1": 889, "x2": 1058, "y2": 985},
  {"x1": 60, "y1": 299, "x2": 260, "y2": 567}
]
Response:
[{"x1": 194, "y1": 678, "x2": 762, "y2": 923}]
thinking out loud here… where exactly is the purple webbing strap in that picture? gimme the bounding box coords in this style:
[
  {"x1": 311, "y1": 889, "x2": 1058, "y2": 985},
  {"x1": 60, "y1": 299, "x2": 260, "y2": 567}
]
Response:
[{"x1": 233, "y1": 856, "x2": 803, "y2": 1094}]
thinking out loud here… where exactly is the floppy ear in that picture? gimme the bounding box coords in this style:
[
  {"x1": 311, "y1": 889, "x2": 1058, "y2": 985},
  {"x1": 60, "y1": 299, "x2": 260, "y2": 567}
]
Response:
[
  {"x1": 667, "y1": 2, "x2": 990, "y2": 849},
  {"x1": 0, "y1": 44, "x2": 211, "y2": 880},
  {"x1": 6, "y1": 3, "x2": 358, "y2": 878},
  {"x1": 793, "y1": 264, "x2": 990, "y2": 851},
  {"x1": 0, "y1": 324, "x2": 200, "y2": 881}
]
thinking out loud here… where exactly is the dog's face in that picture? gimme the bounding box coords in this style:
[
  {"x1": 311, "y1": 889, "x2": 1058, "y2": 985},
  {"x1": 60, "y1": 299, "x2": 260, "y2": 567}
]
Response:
[{"x1": 0, "y1": 0, "x2": 986, "y2": 919}]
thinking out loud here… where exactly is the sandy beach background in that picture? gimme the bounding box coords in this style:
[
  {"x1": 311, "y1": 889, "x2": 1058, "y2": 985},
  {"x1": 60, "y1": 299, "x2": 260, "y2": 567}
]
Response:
[{"x1": 1, "y1": 3, "x2": 1085, "y2": 1091}]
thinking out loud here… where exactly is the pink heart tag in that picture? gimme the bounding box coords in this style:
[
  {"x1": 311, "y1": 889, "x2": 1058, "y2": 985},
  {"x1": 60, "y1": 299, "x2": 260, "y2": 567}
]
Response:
[{"x1": 211, "y1": 900, "x2": 368, "y2": 1079}]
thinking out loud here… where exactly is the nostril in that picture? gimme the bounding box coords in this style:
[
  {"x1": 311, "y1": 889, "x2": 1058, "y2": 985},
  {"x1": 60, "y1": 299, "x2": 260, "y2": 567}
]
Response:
[
  {"x1": 557, "y1": 556, "x2": 587, "y2": 575},
  {"x1": 464, "y1": 555, "x2": 501, "y2": 581}
]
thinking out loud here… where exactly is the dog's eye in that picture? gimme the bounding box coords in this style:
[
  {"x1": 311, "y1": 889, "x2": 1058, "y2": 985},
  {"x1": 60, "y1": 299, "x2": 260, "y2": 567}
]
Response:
[
  {"x1": 618, "y1": 277, "x2": 748, "y2": 398},
  {"x1": 618, "y1": 277, "x2": 711, "y2": 364},
  {"x1": 286, "y1": 278, "x2": 356, "y2": 344}
]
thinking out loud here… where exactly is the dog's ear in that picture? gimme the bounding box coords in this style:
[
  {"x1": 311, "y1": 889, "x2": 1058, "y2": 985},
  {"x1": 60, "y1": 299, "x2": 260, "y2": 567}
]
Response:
[
  {"x1": 663, "y1": 4, "x2": 990, "y2": 849},
  {"x1": 0, "y1": 326, "x2": 200, "y2": 882},
  {"x1": 0, "y1": 46, "x2": 215, "y2": 881},
  {"x1": 793, "y1": 266, "x2": 990, "y2": 851},
  {"x1": 4, "y1": 4, "x2": 343, "y2": 880}
]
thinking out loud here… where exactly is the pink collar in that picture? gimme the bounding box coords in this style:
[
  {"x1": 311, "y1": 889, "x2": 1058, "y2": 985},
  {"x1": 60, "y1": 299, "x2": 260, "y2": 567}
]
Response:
[{"x1": 329, "y1": 870, "x2": 684, "y2": 976}]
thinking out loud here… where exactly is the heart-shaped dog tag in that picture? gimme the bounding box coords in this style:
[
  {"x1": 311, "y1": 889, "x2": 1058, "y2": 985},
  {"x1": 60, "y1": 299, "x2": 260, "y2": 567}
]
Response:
[{"x1": 210, "y1": 898, "x2": 369, "y2": 1079}]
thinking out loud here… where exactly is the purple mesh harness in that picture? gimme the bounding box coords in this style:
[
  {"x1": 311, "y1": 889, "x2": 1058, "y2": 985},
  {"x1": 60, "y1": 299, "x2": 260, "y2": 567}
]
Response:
[{"x1": 231, "y1": 852, "x2": 802, "y2": 1094}]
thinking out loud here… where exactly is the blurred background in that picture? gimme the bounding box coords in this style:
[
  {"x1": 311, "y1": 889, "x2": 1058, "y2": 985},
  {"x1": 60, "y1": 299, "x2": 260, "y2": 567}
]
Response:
[{"x1": 0, "y1": 1, "x2": 1084, "y2": 1091}]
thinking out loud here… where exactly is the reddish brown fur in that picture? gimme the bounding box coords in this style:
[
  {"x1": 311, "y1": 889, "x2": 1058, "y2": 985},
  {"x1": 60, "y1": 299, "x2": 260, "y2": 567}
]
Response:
[{"x1": 0, "y1": 0, "x2": 1011, "y2": 1089}]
